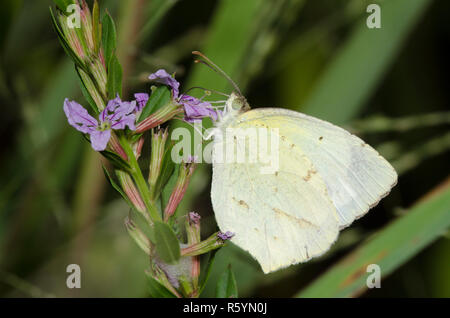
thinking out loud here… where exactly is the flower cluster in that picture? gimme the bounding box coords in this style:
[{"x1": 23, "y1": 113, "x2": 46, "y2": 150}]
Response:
[
  {"x1": 55, "y1": 0, "x2": 233, "y2": 299},
  {"x1": 64, "y1": 96, "x2": 136, "y2": 151},
  {"x1": 217, "y1": 231, "x2": 235, "y2": 241},
  {"x1": 64, "y1": 69, "x2": 219, "y2": 152},
  {"x1": 148, "y1": 69, "x2": 219, "y2": 123}
]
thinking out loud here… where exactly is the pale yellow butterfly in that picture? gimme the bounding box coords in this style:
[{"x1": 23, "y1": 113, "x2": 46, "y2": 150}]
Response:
[
  {"x1": 191, "y1": 51, "x2": 397, "y2": 274},
  {"x1": 210, "y1": 92, "x2": 397, "y2": 274}
]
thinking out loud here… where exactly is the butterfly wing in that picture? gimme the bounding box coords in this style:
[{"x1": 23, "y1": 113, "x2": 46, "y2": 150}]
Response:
[
  {"x1": 211, "y1": 124, "x2": 340, "y2": 273},
  {"x1": 234, "y1": 108, "x2": 398, "y2": 228}
]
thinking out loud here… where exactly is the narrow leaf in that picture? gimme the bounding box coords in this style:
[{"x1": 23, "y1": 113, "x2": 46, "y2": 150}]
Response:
[
  {"x1": 153, "y1": 142, "x2": 176, "y2": 200},
  {"x1": 107, "y1": 55, "x2": 123, "y2": 99},
  {"x1": 161, "y1": 164, "x2": 179, "y2": 211},
  {"x1": 100, "y1": 149, "x2": 131, "y2": 172},
  {"x1": 75, "y1": 66, "x2": 100, "y2": 113},
  {"x1": 145, "y1": 271, "x2": 177, "y2": 298},
  {"x1": 199, "y1": 250, "x2": 219, "y2": 296},
  {"x1": 102, "y1": 165, "x2": 133, "y2": 207},
  {"x1": 215, "y1": 264, "x2": 238, "y2": 298},
  {"x1": 52, "y1": 0, "x2": 75, "y2": 13},
  {"x1": 101, "y1": 11, "x2": 117, "y2": 68},
  {"x1": 154, "y1": 221, "x2": 181, "y2": 264},
  {"x1": 138, "y1": 86, "x2": 171, "y2": 123}
]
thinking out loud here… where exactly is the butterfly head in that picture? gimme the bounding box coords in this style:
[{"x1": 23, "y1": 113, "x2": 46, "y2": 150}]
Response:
[{"x1": 225, "y1": 91, "x2": 250, "y2": 115}]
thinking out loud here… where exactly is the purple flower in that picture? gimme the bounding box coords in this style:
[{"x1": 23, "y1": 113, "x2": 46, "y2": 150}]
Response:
[
  {"x1": 134, "y1": 93, "x2": 149, "y2": 112},
  {"x1": 217, "y1": 231, "x2": 235, "y2": 241},
  {"x1": 64, "y1": 96, "x2": 136, "y2": 152},
  {"x1": 188, "y1": 212, "x2": 201, "y2": 225},
  {"x1": 184, "y1": 155, "x2": 199, "y2": 164},
  {"x1": 180, "y1": 95, "x2": 219, "y2": 123},
  {"x1": 148, "y1": 69, "x2": 219, "y2": 123},
  {"x1": 149, "y1": 69, "x2": 180, "y2": 98}
]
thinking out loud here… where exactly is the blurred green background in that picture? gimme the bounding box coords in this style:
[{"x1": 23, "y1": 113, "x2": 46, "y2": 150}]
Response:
[{"x1": 0, "y1": 0, "x2": 449, "y2": 297}]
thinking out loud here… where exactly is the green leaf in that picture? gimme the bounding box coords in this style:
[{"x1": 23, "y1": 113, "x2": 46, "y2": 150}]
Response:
[
  {"x1": 52, "y1": 0, "x2": 75, "y2": 13},
  {"x1": 106, "y1": 55, "x2": 123, "y2": 99},
  {"x1": 153, "y1": 221, "x2": 181, "y2": 264},
  {"x1": 101, "y1": 166, "x2": 133, "y2": 207},
  {"x1": 130, "y1": 133, "x2": 143, "y2": 144},
  {"x1": 125, "y1": 217, "x2": 151, "y2": 255},
  {"x1": 215, "y1": 264, "x2": 238, "y2": 298},
  {"x1": 75, "y1": 66, "x2": 99, "y2": 113},
  {"x1": 128, "y1": 207, "x2": 156, "y2": 244},
  {"x1": 199, "y1": 250, "x2": 219, "y2": 296},
  {"x1": 145, "y1": 271, "x2": 177, "y2": 298},
  {"x1": 100, "y1": 149, "x2": 131, "y2": 172},
  {"x1": 161, "y1": 164, "x2": 179, "y2": 211},
  {"x1": 152, "y1": 142, "x2": 176, "y2": 201},
  {"x1": 138, "y1": 86, "x2": 171, "y2": 123},
  {"x1": 296, "y1": 182, "x2": 450, "y2": 298},
  {"x1": 101, "y1": 11, "x2": 117, "y2": 68}
]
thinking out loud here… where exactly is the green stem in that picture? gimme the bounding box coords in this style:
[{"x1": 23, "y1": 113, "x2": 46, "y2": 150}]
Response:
[{"x1": 118, "y1": 134, "x2": 161, "y2": 222}]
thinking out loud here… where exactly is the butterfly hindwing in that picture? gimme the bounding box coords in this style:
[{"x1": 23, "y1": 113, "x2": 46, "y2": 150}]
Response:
[{"x1": 211, "y1": 124, "x2": 340, "y2": 273}]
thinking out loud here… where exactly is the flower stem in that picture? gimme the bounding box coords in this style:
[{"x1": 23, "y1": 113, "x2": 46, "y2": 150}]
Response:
[{"x1": 118, "y1": 133, "x2": 161, "y2": 223}]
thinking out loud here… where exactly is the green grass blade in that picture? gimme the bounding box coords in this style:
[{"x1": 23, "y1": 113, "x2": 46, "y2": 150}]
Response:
[
  {"x1": 296, "y1": 179, "x2": 450, "y2": 298},
  {"x1": 301, "y1": 0, "x2": 432, "y2": 124},
  {"x1": 186, "y1": 0, "x2": 266, "y2": 92}
]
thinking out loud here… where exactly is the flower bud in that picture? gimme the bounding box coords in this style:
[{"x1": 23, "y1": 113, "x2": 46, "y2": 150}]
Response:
[
  {"x1": 148, "y1": 128, "x2": 168, "y2": 200},
  {"x1": 180, "y1": 231, "x2": 231, "y2": 257},
  {"x1": 185, "y1": 212, "x2": 201, "y2": 290},
  {"x1": 125, "y1": 217, "x2": 151, "y2": 255},
  {"x1": 79, "y1": 0, "x2": 95, "y2": 53},
  {"x1": 136, "y1": 101, "x2": 182, "y2": 133},
  {"x1": 117, "y1": 171, "x2": 147, "y2": 216},
  {"x1": 133, "y1": 137, "x2": 145, "y2": 160},
  {"x1": 163, "y1": 157, "x2": 197, "y2": 221},
  {"x1": 58, "y1": 10, "x2": 86, "y2": 60}
]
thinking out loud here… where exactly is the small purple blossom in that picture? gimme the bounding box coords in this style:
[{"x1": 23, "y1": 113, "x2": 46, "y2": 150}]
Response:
[
  {"x1": 148, "y1": 69, "x2": 219, "y2": 123},
  {"x1": 149, "y1": 69, "x2": 180, "y2": 98},
  {"x1": 184, "y1": 155, "x2": 199, "y2": 164},
  {"x1": 217, "y1": 231, "x2": 235, "y2": 241},
  {"x1": 64, "y1": 96, "x2": 136, "y2": 152},
  {"x1": 134, "y1": 93, "x2": 149, "y2": 112},
  {"x1": 188, "y1": 212, "x2": 201, "y2": 225},
  {"x1": 180, "y1": 95, "x2": 219, "y2": 123}
]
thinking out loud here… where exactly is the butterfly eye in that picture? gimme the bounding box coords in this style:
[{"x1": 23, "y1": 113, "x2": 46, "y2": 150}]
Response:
[{"x1": 231, "y1": 99, "x2": 243, "y2": 110}]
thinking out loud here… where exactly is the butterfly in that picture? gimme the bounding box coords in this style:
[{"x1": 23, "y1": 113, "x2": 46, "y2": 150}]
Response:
[{"x1": 210, "y1": 92, "x2": 397, "y2": 274}]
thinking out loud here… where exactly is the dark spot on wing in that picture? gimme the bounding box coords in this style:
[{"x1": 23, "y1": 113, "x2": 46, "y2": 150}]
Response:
[
  {"x1": 319, "y1": 136, "x2": 323, "y2": 141},
  {"x1": 238, "y1": 200, "x2": 249, "y2": 209},
  {"x1": 232, "y1": 196, "x2": 249, "y2": 209},
  {"x1": 303, "y1": 169, "x2": 317, "y2": 182},
  {"x1": 272, "y1": 208, "x2": 316, "y2": 228}
]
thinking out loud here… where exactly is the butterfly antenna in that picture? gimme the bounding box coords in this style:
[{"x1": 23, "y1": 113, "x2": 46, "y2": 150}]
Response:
[
  {"x1": 181, "y1": 86, "x2": 230, "y2": 99},
  {"x1": 192, "y1": 51, "x2": 242, "y2": 96}
]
